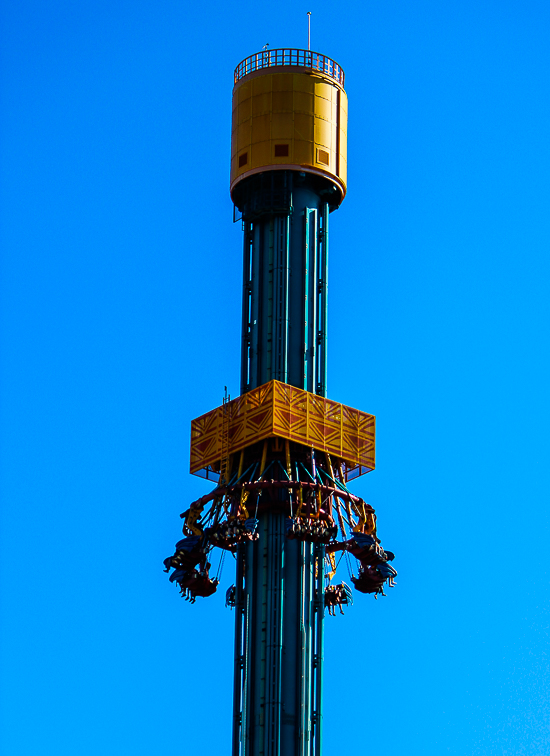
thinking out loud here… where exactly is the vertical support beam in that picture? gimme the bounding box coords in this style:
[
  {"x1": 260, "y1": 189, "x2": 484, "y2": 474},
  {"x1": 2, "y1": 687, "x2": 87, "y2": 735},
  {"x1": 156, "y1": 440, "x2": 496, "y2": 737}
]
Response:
[
  {"x1": 235, "y1": 172, "x2": 335, "y2": 756},
  {"x1": 309, "y1": 209, "x2": 318, "y2": 396},
  {"x1": 266, "y1": 216, "x2": 274, "y2": 382},
  {"x1": 242, "y1": 211, "x2": 293, "y2": 394},
  {"x1": 317, "y1": 205, "x2": 329, "y2": 398},
  {"x1": 273, "y1": 215, "x2": 290, "y2": 384},
  {"x1": 303, "y1": 207, "x2": 318, "y2": 394},
  {"x1": 281, "y1": 536, "x2": 299, "y2": 755},
  {"x1": 264, "y1": 513, "x2": 284, "y2": 756},
  {"x1": 303, "y1": 208, "x2": 310, "y2": 392},
  {"x1": 299, "y1": 540, "x2": 314, "y2": 755},
  {"x1": 244, "y1": 521, "x2": 257, "y2": 755},
  {"x1": 314, "y1": 544, "x2": 325, "y2": 756},
  {"x1": 241, "y1": 222, "x2": 256, "y2": 395},
  {"x1": 239, "y1": 511, "x2": 288, "y2": 756},
  {"x1": 233, "y1": 543, "x2": 249, "y2": 756}
]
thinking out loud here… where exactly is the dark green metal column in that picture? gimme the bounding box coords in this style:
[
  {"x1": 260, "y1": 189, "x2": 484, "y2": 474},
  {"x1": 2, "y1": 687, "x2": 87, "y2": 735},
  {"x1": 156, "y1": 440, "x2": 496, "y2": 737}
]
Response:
[
  {"x1": 239, "y1": 172, "x2": 332, "y2": 397},
  {"x1": 232, "y1": 171, "x2": 337, "y2": 756}
]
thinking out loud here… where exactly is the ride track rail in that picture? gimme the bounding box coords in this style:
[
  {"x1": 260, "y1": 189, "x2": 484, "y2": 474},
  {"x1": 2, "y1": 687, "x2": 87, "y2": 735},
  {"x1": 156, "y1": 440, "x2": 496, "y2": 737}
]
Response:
[{"x1": 234, "y1": 48, "x2": 345, "y2": 87}]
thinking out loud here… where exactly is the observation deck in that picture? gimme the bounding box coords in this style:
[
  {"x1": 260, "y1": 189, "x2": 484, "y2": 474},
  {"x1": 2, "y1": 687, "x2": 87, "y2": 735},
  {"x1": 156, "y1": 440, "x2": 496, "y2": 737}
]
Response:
[
  {"x1": 231, "y1": 48, "x2": 348, "y2": 203},
  {"x1": 234, "y1": 48, "x2": 345, "y2": 88}
]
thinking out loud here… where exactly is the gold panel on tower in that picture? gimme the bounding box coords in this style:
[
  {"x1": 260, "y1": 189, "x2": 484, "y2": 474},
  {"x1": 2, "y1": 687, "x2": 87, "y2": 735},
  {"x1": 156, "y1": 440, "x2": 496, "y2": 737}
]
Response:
[{"x1": 190, "y1": 380, "x2": 375, "y2": 482}]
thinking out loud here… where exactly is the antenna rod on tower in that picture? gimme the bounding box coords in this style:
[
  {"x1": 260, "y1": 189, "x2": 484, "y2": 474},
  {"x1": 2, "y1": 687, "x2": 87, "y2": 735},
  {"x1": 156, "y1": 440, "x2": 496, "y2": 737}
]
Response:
[{"x1": 307, "y1": 12, "x2": 311, "y2": 50}]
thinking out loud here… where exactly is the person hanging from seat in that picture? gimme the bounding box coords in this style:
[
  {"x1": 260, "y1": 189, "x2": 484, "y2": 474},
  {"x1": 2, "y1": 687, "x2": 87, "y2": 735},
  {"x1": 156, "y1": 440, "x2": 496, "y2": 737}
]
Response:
[
  {"x1": 170, "y1": 567, "x2": 200, "y2": 599},
  {"x1": 348, "y1": 533, "x2": 385, "y2": 564},
  {"x1": 324, "y1": 585, "x2": 338, "y2": 616},
  {"x1": 337, "y1": 582, "x2": 352, "y2": 613},
  {"x1": 351, "y1": 565, "x2": 386, "y2": 596},
  {"x1": 189, "y1": 566, "x2": 219, "y2": 600},
  {"x1": 375, "y1": 556, "x2": 397, "y2": 587},
  {"x1": 172, "y1": 562, "x2": 218, "y2": 602},
  {"x1": 352, "y1": 554, "x2": 397, "y2": 596},
  {"x1": 163, "y1": 535, "x2": 204, "y2": 573},
  {"x1": 334, "y1": 584, "x2": 346, "y2": 615},
  {"x1": 325, "y1": 583, "x2": 351, "y2": 615}
]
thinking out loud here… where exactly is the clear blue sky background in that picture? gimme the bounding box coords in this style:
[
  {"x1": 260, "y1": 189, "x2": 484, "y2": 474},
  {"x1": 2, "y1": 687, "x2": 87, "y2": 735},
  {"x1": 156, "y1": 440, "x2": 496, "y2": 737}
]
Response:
[{"x1": 2, "y1": 1, "x2": 549, "y2": 754}]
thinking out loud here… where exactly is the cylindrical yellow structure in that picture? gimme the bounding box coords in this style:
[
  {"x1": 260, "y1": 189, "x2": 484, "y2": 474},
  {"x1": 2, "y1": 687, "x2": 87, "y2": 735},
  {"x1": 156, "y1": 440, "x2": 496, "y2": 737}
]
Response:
[{"x1": 231, "y1": 49, "x2": 348, "y2": 206}]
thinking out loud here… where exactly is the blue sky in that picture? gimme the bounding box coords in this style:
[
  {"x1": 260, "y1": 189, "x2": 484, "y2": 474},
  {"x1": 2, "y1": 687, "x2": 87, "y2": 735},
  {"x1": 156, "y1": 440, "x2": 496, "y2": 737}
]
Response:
[{"x1": 1, "y1": 1, "x2": 549, "y2": 754}]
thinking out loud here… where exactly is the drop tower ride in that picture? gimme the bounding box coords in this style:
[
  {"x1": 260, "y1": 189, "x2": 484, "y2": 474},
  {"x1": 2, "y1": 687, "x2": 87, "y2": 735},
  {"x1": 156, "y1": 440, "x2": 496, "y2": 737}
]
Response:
[{"x1": 164, "y1": 48, "x2": 396, "y2": 756}]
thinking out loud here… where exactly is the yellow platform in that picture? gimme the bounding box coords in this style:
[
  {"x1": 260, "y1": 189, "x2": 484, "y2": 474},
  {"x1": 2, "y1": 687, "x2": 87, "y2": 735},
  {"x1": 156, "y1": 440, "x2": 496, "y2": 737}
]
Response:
[{"x1": 190, "y1": 380, "x2": 375, "y2": 482}]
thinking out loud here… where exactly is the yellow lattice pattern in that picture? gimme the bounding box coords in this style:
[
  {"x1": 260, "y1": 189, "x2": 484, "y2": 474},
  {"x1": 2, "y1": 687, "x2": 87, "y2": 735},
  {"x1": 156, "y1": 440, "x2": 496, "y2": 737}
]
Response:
[{"x1": 190, "y1": 380, "x2": 375, "y2": 481}]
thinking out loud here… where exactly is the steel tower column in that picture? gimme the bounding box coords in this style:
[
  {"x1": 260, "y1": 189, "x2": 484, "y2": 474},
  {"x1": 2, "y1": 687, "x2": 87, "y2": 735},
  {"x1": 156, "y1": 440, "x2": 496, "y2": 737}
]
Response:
[
  {"x1": 234, "y1": 169, "x2": 334, "y2": 755},
  {"x1": 240, "y1": 173, "x2": 331, "y2": 396}
]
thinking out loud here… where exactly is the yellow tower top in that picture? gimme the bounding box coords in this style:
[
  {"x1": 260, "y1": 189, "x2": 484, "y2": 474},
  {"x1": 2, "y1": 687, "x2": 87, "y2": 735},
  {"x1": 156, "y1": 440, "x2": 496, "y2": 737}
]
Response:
[{"x1": 231, "y1": 49, "x2": 348, "y2": 206}]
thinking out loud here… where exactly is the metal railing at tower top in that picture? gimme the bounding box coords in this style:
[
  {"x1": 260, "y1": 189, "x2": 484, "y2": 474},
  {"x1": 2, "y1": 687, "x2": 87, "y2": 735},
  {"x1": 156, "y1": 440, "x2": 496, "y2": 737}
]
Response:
[{"x1": 234, "y1": 48, "x2": 345, "y2": 87}]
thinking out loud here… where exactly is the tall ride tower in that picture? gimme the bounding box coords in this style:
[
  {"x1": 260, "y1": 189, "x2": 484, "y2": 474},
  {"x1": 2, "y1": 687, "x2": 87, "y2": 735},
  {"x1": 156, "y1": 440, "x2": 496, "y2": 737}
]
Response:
[{"x1": 164, "y1": 48, "x2": 396, "y2": 756}]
